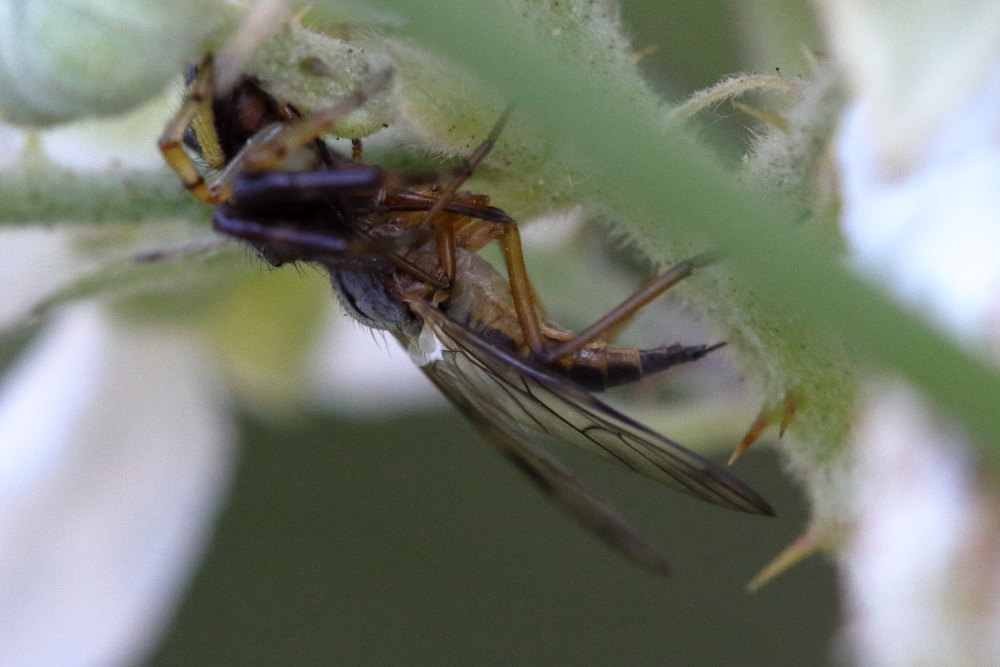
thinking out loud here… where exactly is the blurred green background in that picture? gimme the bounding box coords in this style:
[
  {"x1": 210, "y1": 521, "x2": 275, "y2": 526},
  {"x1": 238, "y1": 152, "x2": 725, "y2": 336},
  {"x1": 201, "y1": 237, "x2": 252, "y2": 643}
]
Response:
[
  {"x1": 151, "y1": 412, "x2": 837, "y2": 665},
  {"x1": 149, "y1": 1, "x2": 837, "y2": 664}
]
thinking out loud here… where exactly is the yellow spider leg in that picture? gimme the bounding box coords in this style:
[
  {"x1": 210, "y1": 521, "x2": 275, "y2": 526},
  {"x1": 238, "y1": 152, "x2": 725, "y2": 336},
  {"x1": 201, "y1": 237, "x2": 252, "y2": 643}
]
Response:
[{"x1": 157, "y1": 55, "x2": 224, "y2": 204}]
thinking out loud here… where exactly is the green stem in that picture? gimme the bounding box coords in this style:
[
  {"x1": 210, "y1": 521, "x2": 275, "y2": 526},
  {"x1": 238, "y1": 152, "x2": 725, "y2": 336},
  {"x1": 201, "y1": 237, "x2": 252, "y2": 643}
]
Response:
[
  {"x1": 0, "y1": 167, "x2": 206, "y2": 226},
  {"x1": 367, "y1": 0, "x2": 1000, "y2": 461}
]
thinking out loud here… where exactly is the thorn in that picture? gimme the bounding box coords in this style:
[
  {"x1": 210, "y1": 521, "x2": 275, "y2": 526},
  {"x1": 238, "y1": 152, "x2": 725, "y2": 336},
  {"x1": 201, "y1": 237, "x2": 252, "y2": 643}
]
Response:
[
  {"x1": 728, "y1": 386, "x2": 801, "y2": 464},
  {"x1": 779, "y1": 388, "x2": 800, "y2": 437},
  {"x1": 629, "y1": 44, "x2": 658, "y2": 64},
  {"x1": 728, "y1": 409, "x2": 769, "y2": 465},
  {"x1": 289, "y1": 4, "x2": 310, "y2": 26},
  {"x1": 747, "y1": 530, "x2": 821, "y2": 592}
]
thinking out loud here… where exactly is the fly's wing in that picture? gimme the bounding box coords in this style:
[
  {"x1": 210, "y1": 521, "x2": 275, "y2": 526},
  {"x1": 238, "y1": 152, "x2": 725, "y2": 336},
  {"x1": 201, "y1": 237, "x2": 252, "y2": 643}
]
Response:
[
  {"x1": 403, "y1": 299, "x2": 774, "y2": 556},
  {"x1": 426, "y1": 371, "x2": 674, "y2": 574}
]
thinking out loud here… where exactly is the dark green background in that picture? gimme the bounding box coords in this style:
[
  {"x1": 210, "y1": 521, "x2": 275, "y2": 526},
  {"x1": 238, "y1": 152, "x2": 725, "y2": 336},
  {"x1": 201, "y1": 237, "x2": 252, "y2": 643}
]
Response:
[
  {"x1": 151, "y1": 411, "x2": 836, "y2": 665},
  {"x1": 150, "y1": 1, "x2": 837, "y2": 664}
]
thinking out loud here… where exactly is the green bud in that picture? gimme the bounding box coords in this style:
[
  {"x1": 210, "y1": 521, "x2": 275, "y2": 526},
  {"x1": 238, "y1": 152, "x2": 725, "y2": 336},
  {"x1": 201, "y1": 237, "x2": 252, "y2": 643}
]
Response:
[{"x1": 0, "y1": 0, "x2": 232, "y2": 126}]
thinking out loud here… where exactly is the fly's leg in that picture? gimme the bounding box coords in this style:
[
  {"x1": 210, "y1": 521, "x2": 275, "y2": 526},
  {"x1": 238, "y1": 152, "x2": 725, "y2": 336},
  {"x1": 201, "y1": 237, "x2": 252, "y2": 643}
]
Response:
[
  {"x1": 470, "y1": 216, "x2": 721, "y2": 383},
  {"x1": 381, "y1": 191, "x2": 512, "y2": 223},
  {"x1": 414, "y1": 107, "x2": 515, "y2": 284},
  {"x1": 425, "y1": 210, "x2": 708, "y2": 365},
  {"x1": 537, "y1": 253, "x2": 717, "y2": 365},
  {"x1": 373, "y1": 105, "x2": 545, "y2": 351},
  {"x1": 389, "y1": 103, "x2": 718, "y2": 367},
  {"x1": 439, "y1": 215, "x2": 548, "y2": 356}
]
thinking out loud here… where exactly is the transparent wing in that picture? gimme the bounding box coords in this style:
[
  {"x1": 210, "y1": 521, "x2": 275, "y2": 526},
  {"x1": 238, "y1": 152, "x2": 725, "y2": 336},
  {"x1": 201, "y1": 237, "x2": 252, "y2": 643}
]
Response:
[
  {"x1": 407, "y1": 299, "x2": 774, "y2": 515},
  {"x1": 402, "y1": 299, "x2": 774, "y2": 569},
  {"x1": 418, "y1": 346, "x2": 674, "y2": 574}
]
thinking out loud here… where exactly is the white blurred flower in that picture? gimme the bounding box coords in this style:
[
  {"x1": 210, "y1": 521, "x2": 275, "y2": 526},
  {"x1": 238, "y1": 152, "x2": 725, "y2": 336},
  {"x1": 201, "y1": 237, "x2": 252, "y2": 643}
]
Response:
[
  {"x1": 0, "y1": 107, "x2": 244, "y2": 660},
  {"x1": 308, "y1": 314, "x2": 441, "y2": 416},
  {"x1": 0, "y1": 52, "x2": 434, "y2": 666},
  {"x1": 817, "y1": 1, "x2": 1000, "y2": 663},
  {"x1": 0, "y1": 305, "x2": 234, "y2": 666}
]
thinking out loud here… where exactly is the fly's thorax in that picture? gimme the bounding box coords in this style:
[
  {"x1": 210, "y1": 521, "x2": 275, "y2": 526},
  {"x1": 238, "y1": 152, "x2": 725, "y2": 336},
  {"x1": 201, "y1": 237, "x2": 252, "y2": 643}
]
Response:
[{"x1": 329, "y1": 268, "x2": 414, "y2": 331}]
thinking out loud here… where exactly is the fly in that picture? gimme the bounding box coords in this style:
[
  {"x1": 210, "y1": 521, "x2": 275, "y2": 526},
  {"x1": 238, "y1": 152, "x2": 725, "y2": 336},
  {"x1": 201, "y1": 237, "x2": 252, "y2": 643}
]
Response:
[{"x1": 159, "y1": 54, "x2": 774, "y2": 574}]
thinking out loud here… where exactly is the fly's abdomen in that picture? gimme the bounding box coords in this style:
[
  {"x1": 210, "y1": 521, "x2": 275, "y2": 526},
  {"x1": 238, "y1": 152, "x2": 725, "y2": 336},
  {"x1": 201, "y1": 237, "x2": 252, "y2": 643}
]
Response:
[
  {"x1": 548, "y1": 341, "x2": 723, "y2": 392},
  {"x1": 444, "y1": 262, "x2": 725, "y2": 393}
]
